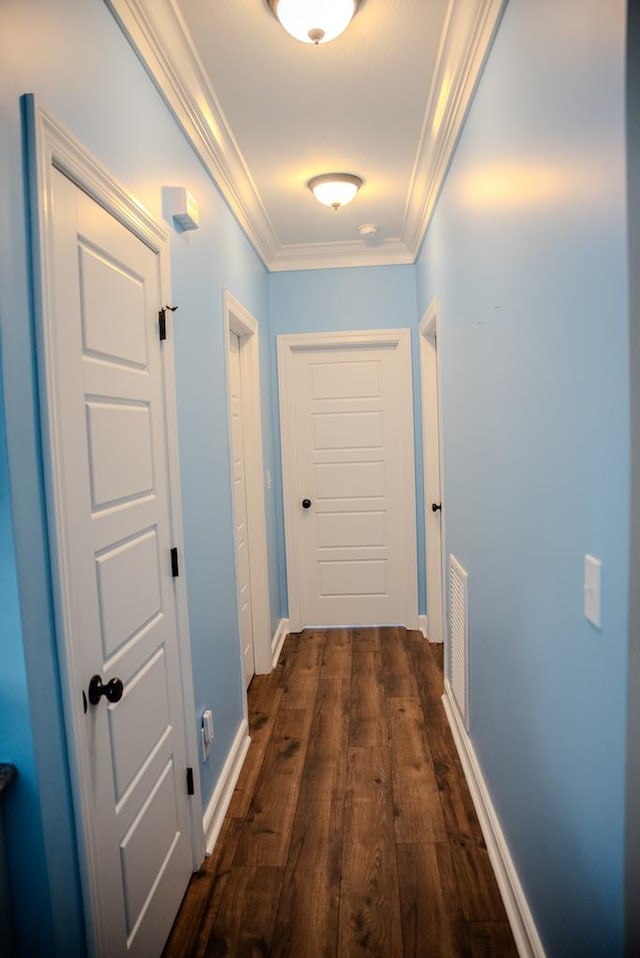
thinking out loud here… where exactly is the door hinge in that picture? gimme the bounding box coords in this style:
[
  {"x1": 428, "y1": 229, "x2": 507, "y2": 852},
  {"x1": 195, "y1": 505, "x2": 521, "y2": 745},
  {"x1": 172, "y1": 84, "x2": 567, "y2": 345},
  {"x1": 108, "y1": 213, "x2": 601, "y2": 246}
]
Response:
[
  {"x1": 186, "y1": 766, "x2": 195, "y2": 796},
  {"x1": 170, "y1": 547, "x2": 180, "y2": 577},
  {"x1": 158, "y1": 304, "x2": 178, "y2": 342}
]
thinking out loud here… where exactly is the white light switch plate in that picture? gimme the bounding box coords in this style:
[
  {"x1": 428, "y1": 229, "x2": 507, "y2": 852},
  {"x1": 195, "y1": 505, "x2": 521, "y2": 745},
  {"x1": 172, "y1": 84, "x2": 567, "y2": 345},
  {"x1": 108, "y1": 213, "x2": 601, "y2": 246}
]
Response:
[
  {"x1": 584, "y1": 555, "x2": 602, "y2": 629},
  {"x1": 201, "y1": 708, "x2": 214, "y2": 761}
]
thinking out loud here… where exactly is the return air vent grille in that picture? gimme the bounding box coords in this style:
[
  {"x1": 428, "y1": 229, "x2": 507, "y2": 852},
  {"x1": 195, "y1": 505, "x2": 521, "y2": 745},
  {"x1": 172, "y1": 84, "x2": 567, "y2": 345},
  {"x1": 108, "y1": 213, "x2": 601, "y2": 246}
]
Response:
[{"x1": 448, "y1": 554, "x2": 469, "y2": 727}]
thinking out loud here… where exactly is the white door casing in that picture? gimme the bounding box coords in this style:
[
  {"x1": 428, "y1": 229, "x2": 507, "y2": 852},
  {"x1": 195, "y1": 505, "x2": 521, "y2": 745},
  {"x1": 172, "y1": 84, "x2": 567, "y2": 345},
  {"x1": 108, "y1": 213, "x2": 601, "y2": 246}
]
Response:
[
  {"x1": 222, "y1": 290, "x2": 271, "y2": 676},
  {"x1": 228, "y1": 330, "x2": 255, "y2": 686},
  {"x1": 26, "y1": 100, "x2": 203, "y2": 957},
  {"x1": 419, "y1": 298, "x2": 446, "y2": 644},
  {"x1": 278, "y1": 329, "x2": 419, "y2": 631}
]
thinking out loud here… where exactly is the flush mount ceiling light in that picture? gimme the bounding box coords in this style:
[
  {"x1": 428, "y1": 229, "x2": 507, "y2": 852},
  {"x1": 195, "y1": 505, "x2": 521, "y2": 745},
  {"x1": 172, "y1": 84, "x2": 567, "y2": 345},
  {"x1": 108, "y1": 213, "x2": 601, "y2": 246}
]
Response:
[
  {"x1": 308, "y1": 173, "x2": 363, "y2": 210},
  {"x1": 267, "y1": 0, "x2": 361, "y2": 45}
]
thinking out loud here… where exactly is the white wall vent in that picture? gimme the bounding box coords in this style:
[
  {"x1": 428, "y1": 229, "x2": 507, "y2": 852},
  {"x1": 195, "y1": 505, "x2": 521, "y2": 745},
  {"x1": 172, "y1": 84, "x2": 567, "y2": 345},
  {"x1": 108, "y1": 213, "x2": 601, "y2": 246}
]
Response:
[{"x1": 448, "y1": 554, "x2": 469, "y2": 727}]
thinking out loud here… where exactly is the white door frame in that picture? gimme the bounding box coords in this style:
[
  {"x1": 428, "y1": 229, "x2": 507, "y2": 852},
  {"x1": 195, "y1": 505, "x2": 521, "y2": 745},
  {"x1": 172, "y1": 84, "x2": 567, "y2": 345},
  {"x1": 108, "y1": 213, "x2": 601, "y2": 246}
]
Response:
[
  {"x1": 25, "y1": 97, "x2": 204, "y2": 951},
  {"x1": 419, "y1": 298, "x2": 446, "y2": 644},
  {"x1": 277, "y1": 328, "x2": 419, "y2": 633},
  {"x1": 222, "y1": 290, "x2": 271, "y2": 675}
]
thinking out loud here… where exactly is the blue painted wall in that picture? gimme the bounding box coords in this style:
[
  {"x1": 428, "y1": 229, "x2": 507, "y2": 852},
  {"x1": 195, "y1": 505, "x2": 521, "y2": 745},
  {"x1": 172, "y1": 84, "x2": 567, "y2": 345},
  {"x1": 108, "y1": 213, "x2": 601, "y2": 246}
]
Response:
[
  {"x1": 0, "y1": 0, "x2": 276, "y2": 953},
  {"x1": 626, "y1": 3, "x2": 640, "y2": 955},
  {"x1": 415, "y1": 0, "x2": 628, "y2": 953},
  {"x1": 626, "y1": 3, "x2": 640, "y2": 950},
  {"x1": 268, "y1": 265, "x2": 425, "y2": 618},
  {"x1": 0, "y1": 355, "x2": 78, "y2": 953}
]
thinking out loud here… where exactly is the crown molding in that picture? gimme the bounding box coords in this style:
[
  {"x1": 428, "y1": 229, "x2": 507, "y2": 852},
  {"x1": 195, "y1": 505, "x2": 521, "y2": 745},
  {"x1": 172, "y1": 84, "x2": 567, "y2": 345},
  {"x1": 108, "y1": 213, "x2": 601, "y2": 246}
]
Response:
[
  {"x1": 401, "y1": 0, "x2": 508, "y2": 257},
  {"x1": 269, "y1": 237, "x2": 414, "y2": 272},
  {"x1": 105, "y1": 0, "x2": 280, "y2": 266},
  {"x1": 105, "y1": 0, "x2": 506, "y2": 272}
]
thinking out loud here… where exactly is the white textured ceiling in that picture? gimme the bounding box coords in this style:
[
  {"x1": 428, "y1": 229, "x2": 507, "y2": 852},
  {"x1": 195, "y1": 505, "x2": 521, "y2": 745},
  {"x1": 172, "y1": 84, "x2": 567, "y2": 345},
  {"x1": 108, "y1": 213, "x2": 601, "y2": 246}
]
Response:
[{"x1": 106, "y1": 0, "x2": 506, "y2": 269}]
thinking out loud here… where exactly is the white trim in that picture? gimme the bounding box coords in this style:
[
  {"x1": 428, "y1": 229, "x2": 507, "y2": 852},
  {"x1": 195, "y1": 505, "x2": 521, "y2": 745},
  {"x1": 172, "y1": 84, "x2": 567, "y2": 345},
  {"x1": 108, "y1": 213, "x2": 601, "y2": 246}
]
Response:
[
  {"x1": 203, "y1": 720, "x2": 251, "y2": 855},
  {"x1": 402, "y1": 0, "x2": 507, "y2": 255},
  {"x1": 269, "y1": 237, "x2": 414, "y2": 273},
  {"x1": 104, "y1": 0, "x2": 279, "y2": 267},
  {"x1": 24, "y1": 96, "x2": 205, "y2": 953},
  {"x1": 417, "y1": 614, "x2": 429, "y2": 639},
  {"x1": 419, "y1": 298, "x2": 446, "y2": 648},
  {"x1": 277, "y1": 328, "x2": 419, "y2": 632},
  {"x1": 222, "y1": 290, "x2": 272, "y2": 677},
  {"x1": 271, "y1": 617, "x2": 289, "y2": 668},
  {"x1": 442, "y1": 686, "x2": 547, "y2": 958},
  {"x1": 104, "y1": 0, "x2": 506, "y2": 271}
]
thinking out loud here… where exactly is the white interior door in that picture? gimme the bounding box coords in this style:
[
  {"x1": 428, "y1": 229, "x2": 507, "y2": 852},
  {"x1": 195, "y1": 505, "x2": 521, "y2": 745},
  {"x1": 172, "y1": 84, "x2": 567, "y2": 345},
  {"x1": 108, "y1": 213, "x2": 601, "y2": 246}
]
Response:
[
  {"x1": 228, "y1": 330, "x2": 255, "y2": 687},
  {"x1": 278, "y1": 330, "x2": 418, "y2": 629},
  {"x1": 420, "y1": 300, "x2": 445, "y2": 644},
  {"x1": 47, "y1": 167, "x2": 194, "y2": 956}
]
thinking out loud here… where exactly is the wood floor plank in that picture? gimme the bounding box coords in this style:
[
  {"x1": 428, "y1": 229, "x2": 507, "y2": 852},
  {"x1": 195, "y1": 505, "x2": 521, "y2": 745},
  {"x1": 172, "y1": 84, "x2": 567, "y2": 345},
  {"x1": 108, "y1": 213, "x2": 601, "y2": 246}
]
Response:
[
  {"x1": 298, "y1": 677, "x2": 350, "y2": 805},
  {"x1": 272, "y1": 631, "x2": 299, "y2": 688},
  {"x1": 387, "y1": 698, "x2": 447, "y2": 843},
  {"x1": 162, "y1": 816, "x2": 244, "y2": 958},
  {"x1": 431, "y1": 640, "x2": 445, "y2": 671},
  {"x1": 405, "y1": 632, "x2": 448, "y2": 726},
  {"x1": 234, "y1": 706, "x2": 311, "y2": 866},
  {"x1": 428, "y1": 723, "x2": 506, "y2": 921},
  {"x1": 467, "y1": 921, "x2": 519, "y2": 957},
  {"x1": 396, "y1": 842, "x2": 470, "y2": 958},
  {"x1": 352, "y1": 626, "x2": 381, "y2": 653},
  {"x1": 381, "y1": 626, "x2": 421, "y2": 698},
  {"x1": 346, "y1": 746, "x2": 391, "y2": 798},
  {"x1": 227, "y1": 681, "x2": 285, "y2": 819},
  {"x1": 271, "y1": 799, "x2": 344, "y2": 957},
  {"x1": 281, "y1": 628, "x2": 325, "y2": 708},
  {"x1": 451, "y1": 839, "x2": 508, "y2": 924},
  {"x1": 349, "y1": 651, "x2": 388, "y2": 747},
  {"x1": 428, "y1": 721, "x2": 485, "y2": 842},
  {"x1": 321, "y1": 627, "x2": 353, "y2": 679},
  {"x1": 203, "y1": 865, "x2": 283, "y2": 958},
  {"x1": 338, "y1": 755, "x2": 402, "y2": 957}
]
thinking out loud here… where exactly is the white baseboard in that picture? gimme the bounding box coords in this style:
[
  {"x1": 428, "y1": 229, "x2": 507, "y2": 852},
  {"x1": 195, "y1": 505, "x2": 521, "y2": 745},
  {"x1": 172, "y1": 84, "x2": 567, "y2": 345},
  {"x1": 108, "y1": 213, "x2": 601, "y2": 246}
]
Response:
[
  {"x1": 442, "y1": 687, "x2": 546, "y2": 958},
  {"x1": 418, "y1": 614, "x2": 429, "y2": 638},
  {"x1": 271, "y1": 617, "x2": 289, "y2": 667},
  {"x1": 202, "y1": 719, "x2": 250, "y2": 855}
]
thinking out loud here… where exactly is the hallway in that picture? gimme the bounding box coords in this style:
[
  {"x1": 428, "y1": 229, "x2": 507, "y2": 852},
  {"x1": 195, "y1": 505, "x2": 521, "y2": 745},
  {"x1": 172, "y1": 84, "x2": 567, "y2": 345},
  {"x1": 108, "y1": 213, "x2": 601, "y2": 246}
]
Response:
[{"x1": 163, "y1": 629, "x2": 517, "y2": 957}]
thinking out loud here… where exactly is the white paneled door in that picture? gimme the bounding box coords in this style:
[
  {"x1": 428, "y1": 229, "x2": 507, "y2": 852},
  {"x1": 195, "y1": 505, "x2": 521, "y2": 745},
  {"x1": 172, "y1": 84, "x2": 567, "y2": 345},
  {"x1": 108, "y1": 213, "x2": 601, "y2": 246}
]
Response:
[
  {"x1": 228, "y1": 330, "x2": 255, "y2": 686},
  {"x1": 278, "y1": 331, "x2": 418, "y2": 629},
  {"x1": 420, "y1": 300, "x2": 445, "y2": 644},
  {"x1": 47, "y1": 167, "x2": 193, "y2": 956}
]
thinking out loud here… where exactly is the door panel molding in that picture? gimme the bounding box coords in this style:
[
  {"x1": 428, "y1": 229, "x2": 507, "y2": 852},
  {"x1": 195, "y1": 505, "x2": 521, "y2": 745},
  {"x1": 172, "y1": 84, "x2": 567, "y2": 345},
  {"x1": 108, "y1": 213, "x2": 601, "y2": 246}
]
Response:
[
  {"x1": 277, "y1": 328, "x2": 419, "y2": 631},
  {"x1": 222, "y1": 290, "x2": 271, "y2": 675},
  {"x1": 24, "y1": 96, "x2": 204, "y2": 954}
]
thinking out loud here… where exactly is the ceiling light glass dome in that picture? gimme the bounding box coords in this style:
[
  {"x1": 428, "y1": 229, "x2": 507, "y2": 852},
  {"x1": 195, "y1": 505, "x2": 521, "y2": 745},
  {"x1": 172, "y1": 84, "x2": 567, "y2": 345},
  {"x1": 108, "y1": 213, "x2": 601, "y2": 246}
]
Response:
[
  {"x1": 269, "y1": 0, "x2": 360, "y2": 44},
  {"x1": 308, "y1": 173, "x2": 363, "y2": 210}
]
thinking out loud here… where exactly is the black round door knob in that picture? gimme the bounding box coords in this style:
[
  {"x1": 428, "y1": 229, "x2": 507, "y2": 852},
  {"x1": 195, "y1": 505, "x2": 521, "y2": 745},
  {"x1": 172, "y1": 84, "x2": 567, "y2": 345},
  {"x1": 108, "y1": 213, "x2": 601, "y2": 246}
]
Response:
[
  {"x1": 432, "y1": 502, "x2": 442, "y2": 512},
  {"x1": 301, "y1": 498, "x2": 312, "y2": 509},
  {"x1": 88, "y1": 674, "x2": 124, "y2": 706}
]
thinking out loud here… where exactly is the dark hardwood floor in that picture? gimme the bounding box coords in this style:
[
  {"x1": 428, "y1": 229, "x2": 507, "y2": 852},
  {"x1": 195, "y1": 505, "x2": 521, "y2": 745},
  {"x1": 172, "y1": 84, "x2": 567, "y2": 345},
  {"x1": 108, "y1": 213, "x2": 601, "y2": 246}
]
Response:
[{"x1": 163, "y1": 628, "x2": 517, "y2": 957}]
